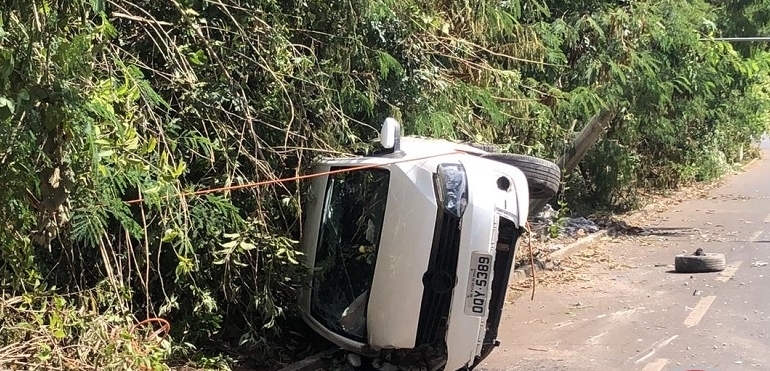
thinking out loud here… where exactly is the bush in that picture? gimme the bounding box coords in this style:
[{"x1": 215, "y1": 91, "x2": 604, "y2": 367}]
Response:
[{"x1": 1, "y1": 0, "x2": 768, "y2": 368}]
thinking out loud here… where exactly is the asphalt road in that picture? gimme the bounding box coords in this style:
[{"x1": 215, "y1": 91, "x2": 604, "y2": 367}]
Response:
[{"x1": 481, "y1": 136, "x2": 770, "y2": 371}]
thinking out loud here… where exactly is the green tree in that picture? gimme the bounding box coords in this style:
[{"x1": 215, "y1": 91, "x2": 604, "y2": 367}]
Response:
[{"x1": 1, "y1": 0, "x2": 768, "y2": 369}]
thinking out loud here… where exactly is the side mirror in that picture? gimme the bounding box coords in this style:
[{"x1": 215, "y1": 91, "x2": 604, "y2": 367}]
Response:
[{"x1": 380, "y1": 117, "x2": 401, "y2": 152}]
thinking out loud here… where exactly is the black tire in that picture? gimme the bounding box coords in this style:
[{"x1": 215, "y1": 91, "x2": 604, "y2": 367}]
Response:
[
  {"x1": 482, "y1": 153, "x2": 561, "y2": 199},
  {"x1": 465, "y1": 142, "x2": 499, "y2": 153},
  {"x1": 674, "y1": 253, "x2": 726, "y2": 273}
]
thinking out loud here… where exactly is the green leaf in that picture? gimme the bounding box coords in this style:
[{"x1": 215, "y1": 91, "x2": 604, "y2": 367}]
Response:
[
  {"x1": 142, "y1": 184, "x2": 162, "y2": 195},
  {"x1": 0, "y1": 96, "x2": 14, "y2": 114},
  {"x1": 188, "y1": 49, "x2": 208, "y2": 66},
  {"x1": 145, "y1": 137, "x2": 158, "y2": 153},
  {"x1": 53, "y1": 328, "x2": 67, "y2": 339},
  {"x1": 90, "y1": 0, "x2": 105, "y2": 13},
  {"x1": 239, "y1": 241, "x2": 257, "y2": 251},
  {"x1": 376, "y1": 51, "x2": 404, "y2": 80},
  {"x1": 172, "y1": 162, "x2": 187, "y2": 177},
  {"x1": 162, "y1": 229, "x2": 179, "y2": 242},
  {"x1": 220, "y1": 240, "x2": 238, "y2": 249},
  {"x1": 233, "y1": 259, "x2": 248, "y2": 267}
]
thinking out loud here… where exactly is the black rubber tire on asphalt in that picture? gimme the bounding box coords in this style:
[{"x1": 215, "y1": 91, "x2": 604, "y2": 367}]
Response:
[
  {"x1": 466, "y1": 142, "x2": 499, "y2": 153},
  {"x1": 482, "y1": 153, "x2": 562, "y2": 199},
  {"x1": 674, "y1": 253, "x2": 726, "y2": 273}
]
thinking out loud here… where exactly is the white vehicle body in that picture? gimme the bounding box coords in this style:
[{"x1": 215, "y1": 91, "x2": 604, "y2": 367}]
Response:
[{"x1": 299, "y1": 122, "x2": 530, "y2": 371}]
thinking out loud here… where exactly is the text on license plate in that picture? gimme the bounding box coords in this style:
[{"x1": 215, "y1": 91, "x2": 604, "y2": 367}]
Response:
[{"x1": 464, "y1": 251, "x2": 493, "y2": 317}]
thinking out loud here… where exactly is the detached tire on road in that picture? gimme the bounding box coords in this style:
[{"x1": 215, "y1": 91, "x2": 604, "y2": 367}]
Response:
[
  {"x1": 674, "y1": 253, "x2": 726, "y2": 273},
  {"x1": 483, "y1": 153, "x2": 561, "y2": 199}
]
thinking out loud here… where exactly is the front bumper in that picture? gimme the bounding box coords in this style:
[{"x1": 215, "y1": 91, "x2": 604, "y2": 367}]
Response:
[
  {"x1": 440, "y1": 158, "x2": 529, "y2": 371},
  {"x1": 415, "y1": 209, "x2": 463, "y2": 347}
]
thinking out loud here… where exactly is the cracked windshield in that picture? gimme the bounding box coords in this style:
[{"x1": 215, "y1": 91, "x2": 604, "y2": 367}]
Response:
[{"x1": 311, "y1": 168, "x2": 390, "y2": 341}]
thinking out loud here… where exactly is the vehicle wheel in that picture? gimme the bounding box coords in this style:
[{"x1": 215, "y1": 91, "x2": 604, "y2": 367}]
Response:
[
  {"x1": 482, "y1": 153, "x2": 561, "y2": 199},
  {"x1": 465, "y1": 142, "x2": 499, "y2": 153},
  {"x1": 674, "y1": 253, "x2": 726, "y2": 273}
]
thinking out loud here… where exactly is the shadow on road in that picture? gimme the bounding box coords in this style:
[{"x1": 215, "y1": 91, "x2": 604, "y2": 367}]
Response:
[{"x1": 607, "y1": 225, "x2": 701, "y2": 238}]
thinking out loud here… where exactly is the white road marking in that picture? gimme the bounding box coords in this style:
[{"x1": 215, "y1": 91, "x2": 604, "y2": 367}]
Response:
[
  {"x1": 641, "y1": 358, "x2": 669, "y2": 371},
  {"x1": 716, "y1": 261, "x2": 743, "y2": 282},
  {"x1": 611, "y1": 308, "x2": 638, "y2": 318},
  {"x1": 635, "y1": 349, "x2": 656, "y2": 364},
  {"x1": 683, "y1": 295, "x2": 716, "y2": 327},
  {"x1": 586, "y1": 331, "x2": 608, "y2": 345},
  {"x1": 632, "y1": 335, "x2": 679, "y2": 364},
  {"x1": 751, "y1": 230, "x2": 764, "y2": 242},
  {"x1": 658, "y1": 335, "x2": 679, "y2": 348},
  {"x1": 764, "y1": 212, "x2": 770, "y2": 224}
]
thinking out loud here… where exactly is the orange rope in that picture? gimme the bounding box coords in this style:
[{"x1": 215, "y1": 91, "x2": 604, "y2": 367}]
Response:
[
  {"x1": 130, "y1": 317, "x2": 171, "y2": 371},
  {"x1": 125, "y1": 150, "x2": 463, "y2": 205},
  {"x1": 526, "y1": 221, "x2": 536, "y2": 301},
  {"x1": 131, "y1": 317, "x2": 171, "y2": 342}
]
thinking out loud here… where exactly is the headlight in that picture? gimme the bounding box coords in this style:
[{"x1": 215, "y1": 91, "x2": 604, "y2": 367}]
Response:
[{"x1": 435, "y1": 163, "x2": 469, "y2": 217}]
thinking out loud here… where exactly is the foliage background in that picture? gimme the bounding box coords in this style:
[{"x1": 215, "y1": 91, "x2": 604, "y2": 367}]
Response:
[{"x1": 1, "y1": 0, "x2": 768, "y2": 369}]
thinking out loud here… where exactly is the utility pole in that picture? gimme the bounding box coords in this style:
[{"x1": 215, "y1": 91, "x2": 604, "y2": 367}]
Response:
[{"x1": 700, "y1": 37, "x2": 770, "y2": 42}]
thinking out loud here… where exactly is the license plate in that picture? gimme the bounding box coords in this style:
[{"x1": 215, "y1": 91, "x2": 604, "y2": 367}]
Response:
[{"x1": 465, "y1": 252, "x2": 493, "y2": 317}]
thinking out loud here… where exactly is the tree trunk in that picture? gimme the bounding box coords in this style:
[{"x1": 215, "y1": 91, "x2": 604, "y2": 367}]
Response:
[{"x1": 529, "y1": 109, "x2": 616, "y2": 216}]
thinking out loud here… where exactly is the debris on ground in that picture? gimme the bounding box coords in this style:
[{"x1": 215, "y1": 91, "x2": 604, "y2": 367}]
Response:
[
  {"x1": 601, "y1": 219, "x2": 650, "y2": 236},
  {"x1": 561, "y1": 217, "x2": 600, "y2": 236},
  {"x1": 687, "y1": 248, "x2": 702, "y2": 256},
  {"x1": 530, "y1": 204, "x2": 657, "y2": 239},
  {"x1": 533, "y1": 204, "x2": 559, "y2": 222},
  {"x1": 518, "y1": 204, "x2": 617, "y2": 270},
  {"x1": 752, "y1": 261, "x2": 768, "y2": 267},
  {"x1": 346, "y1": 354, "x2": 362, "y2": 368},
  {"x1": 509, "y1": 243, "x2": 622, "y2": 300},
  {"x1": 528, "y1": 204, "x2": 604, "y2": 240},
  {"x1": 372, "y1": 359, "x2": 400, "y2": 371}
]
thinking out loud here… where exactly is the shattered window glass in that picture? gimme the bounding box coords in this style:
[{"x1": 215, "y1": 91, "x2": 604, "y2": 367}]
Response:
[{"x1": 311, "y1": 167, "x2": 390, "y2": 342}]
